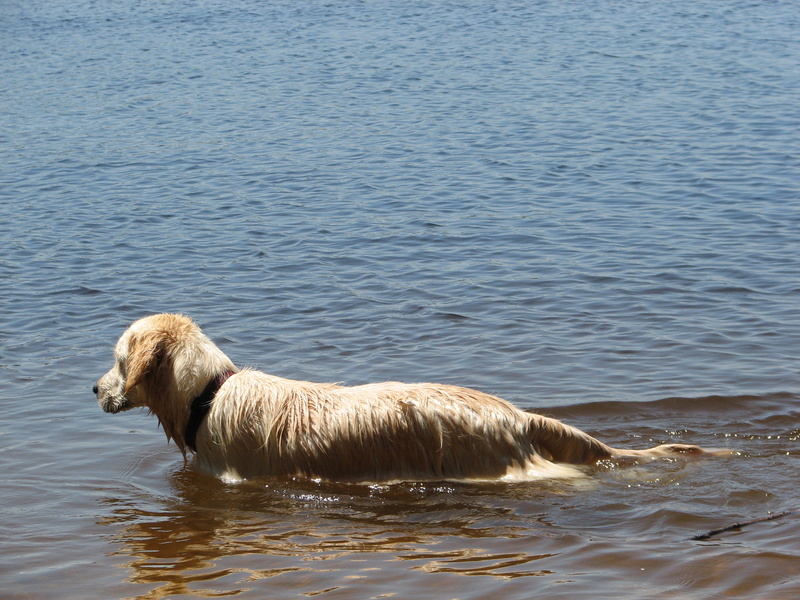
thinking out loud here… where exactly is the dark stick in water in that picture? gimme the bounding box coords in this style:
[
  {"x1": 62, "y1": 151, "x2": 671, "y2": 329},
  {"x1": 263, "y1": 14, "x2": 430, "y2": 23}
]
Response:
[{"x1": 691, "y1": 510, "x2": 795, "y2": 541}]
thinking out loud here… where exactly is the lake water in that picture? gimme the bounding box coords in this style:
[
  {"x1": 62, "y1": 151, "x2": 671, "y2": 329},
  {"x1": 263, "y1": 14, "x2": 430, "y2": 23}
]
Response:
[{"x1": 2, "y1": 0, "x2": 799, "y2": 597}]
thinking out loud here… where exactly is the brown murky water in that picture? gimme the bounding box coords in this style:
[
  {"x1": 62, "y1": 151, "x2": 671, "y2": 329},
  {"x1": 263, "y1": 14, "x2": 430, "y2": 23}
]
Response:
[{"x1": 6, "y1": 394, "x2": 797, "y2": 599}]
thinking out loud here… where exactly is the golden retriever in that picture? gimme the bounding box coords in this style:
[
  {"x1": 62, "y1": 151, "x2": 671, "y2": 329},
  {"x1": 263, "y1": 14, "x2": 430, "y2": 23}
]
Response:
[{"x1": 93, "y1": 314, "x2": 703, "y2": 482}]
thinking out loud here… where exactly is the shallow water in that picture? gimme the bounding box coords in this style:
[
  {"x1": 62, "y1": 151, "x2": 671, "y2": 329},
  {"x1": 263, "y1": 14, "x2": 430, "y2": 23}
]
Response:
[{"x1": 2, "y1": 0, "x2": 799, "y2": 598}]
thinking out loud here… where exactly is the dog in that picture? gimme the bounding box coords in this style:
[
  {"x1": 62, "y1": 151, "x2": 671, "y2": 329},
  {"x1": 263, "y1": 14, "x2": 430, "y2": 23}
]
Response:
[{"x1": 93, "y1": 314, "x2": 704, "y2": 482}]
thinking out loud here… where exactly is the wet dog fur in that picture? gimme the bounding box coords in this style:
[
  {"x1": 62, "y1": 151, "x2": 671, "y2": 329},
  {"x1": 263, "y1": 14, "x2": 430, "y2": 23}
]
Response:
[{"x1": 94, "y1": 314, "x2": 704, "y2": 482}]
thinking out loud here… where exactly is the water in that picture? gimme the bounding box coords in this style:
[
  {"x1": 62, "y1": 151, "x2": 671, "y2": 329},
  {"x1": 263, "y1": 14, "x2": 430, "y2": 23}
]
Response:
[{"x1": 1, "y1": 0, "x2": 799, "y2": 597}]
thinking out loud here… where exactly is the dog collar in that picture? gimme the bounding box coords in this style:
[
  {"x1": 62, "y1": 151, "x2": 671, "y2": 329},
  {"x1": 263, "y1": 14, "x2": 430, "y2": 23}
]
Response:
[{"x1": 185, "y1": 370, "x2": 236, "y2": 452}]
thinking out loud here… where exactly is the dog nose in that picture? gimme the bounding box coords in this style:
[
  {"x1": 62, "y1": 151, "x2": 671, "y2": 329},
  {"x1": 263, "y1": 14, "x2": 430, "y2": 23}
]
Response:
[{"x1": 93, "y1": 384, "x2": 98, "y2": 395}]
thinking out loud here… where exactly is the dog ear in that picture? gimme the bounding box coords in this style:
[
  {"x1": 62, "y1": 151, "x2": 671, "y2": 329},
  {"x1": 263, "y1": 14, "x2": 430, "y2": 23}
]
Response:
[{"x1": 123, "y1": 331, "x2": 165, "y2": 393}]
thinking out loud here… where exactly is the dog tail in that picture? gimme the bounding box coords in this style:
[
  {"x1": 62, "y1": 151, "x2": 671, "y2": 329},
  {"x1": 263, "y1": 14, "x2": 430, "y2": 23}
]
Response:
[{"x1": 527, "y1": 412, "x2": 615, "y2": 465}]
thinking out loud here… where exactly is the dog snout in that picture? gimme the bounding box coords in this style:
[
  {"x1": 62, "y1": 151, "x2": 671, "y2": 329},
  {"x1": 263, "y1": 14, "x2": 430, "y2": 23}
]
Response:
[{"x1": 93, "y1": 383, "x2": 99, "y2": 395}]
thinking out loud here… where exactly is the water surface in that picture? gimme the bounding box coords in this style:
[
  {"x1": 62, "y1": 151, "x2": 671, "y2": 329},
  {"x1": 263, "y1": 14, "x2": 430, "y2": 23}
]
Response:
[{"x1": 1, "y1": 0, "x2": 799, "y2": 598}]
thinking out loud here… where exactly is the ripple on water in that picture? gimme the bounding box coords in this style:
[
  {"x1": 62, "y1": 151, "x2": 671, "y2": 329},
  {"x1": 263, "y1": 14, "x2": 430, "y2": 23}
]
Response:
[{"x1": 2, "y1": 0, "x2": 799, "y2": 598}]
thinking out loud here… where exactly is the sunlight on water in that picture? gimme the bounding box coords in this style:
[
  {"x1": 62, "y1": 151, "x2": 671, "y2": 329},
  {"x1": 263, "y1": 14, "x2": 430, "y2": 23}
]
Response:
[{"x1": 1, "y1": 0, "x2": 798, "y2": 598}]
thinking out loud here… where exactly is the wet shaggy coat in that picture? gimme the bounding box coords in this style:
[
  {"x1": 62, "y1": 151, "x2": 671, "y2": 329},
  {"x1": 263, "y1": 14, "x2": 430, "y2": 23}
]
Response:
[{"x1": 94, "y1": 314, "x2": 702, "y2": 482}]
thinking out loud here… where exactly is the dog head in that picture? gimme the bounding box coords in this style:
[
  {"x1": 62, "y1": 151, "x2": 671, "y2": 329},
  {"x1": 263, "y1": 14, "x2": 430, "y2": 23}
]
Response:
[
  {"x1": 94, "y1": 314, "x2": 192, "y2": 414},
  {"x1": 93, "y1": 314, "x2": 236, "y2": 419}
]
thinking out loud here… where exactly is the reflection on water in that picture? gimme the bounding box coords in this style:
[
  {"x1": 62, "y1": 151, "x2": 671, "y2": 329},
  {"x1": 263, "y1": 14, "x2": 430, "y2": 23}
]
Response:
[{"x1": 100, "y1": 468, "x2": 576, "y2": 597}]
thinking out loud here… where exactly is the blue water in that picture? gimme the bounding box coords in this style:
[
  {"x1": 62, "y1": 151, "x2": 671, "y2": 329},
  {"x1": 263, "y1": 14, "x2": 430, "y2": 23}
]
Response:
[{"x1": 2, "y1": 0, "x2": 799, "y2": 598}]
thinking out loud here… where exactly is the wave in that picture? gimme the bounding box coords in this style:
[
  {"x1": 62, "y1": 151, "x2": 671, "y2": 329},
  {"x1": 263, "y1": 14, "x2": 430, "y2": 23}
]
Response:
[
  {"x1": 527, "y1": 392, "x2": 800, "y2": 447},
  {"x1": 532, "y1": 391, "x2": 798, "y2": 421}
]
